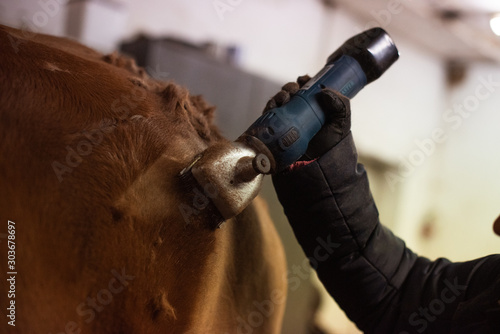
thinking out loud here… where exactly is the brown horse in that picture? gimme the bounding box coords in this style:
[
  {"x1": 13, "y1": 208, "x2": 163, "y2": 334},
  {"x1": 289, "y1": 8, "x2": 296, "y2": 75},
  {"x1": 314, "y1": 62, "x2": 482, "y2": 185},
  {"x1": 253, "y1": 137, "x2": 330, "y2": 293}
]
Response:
[{"x1": 0, "y1": 24, "x2": 286, "y2": 334}]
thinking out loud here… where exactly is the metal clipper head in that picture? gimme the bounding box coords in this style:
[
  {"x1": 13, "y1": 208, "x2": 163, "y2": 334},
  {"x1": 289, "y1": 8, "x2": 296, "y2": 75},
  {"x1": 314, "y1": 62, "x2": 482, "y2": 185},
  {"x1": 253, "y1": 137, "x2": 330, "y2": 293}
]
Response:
[{"x1": 180, "y1": 140, "x2": 273, "y2": 225}]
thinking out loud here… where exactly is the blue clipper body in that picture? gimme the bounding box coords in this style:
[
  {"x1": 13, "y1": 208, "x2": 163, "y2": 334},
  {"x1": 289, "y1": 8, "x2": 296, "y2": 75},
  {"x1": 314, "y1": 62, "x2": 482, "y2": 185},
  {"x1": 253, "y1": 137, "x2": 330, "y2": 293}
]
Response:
[{"x1": 240, "y1": 27, "x2": 399, "y2": 172}]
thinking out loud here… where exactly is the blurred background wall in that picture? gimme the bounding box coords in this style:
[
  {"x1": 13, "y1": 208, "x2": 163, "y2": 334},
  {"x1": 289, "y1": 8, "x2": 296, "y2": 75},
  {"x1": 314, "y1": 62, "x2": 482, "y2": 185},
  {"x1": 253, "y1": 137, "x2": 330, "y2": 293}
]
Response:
[{"x1": 2, "y1": 0, "x2": 499, "y2": 333}]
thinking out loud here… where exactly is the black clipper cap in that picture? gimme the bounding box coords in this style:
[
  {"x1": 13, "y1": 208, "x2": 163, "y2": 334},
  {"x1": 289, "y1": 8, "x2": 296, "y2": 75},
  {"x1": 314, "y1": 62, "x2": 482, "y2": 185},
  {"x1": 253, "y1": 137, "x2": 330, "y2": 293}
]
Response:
[{"x1": 327, "y1": 27, "x2": 399, "y2": 84}]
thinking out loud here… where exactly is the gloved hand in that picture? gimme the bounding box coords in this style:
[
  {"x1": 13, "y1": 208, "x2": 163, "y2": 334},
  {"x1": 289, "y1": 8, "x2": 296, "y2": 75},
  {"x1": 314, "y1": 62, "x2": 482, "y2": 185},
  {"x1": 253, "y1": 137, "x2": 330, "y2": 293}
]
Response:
[{"x1": 263, "y1": 75, "x2": 351, "y2": 161}]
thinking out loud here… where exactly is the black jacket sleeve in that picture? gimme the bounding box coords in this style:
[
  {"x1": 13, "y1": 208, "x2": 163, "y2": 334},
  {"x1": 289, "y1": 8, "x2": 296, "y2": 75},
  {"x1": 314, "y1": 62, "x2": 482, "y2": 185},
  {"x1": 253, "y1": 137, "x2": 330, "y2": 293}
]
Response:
[{"x1": 272, "y1": 133, "x2": 500, "y2": 334}]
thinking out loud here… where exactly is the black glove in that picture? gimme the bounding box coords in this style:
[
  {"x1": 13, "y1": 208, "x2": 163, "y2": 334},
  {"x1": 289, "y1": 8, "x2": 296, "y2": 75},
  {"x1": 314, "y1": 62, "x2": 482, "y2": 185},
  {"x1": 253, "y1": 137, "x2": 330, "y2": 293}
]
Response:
[{"x1": 263, "y1": 75, "x2": 351, "y2": 161}]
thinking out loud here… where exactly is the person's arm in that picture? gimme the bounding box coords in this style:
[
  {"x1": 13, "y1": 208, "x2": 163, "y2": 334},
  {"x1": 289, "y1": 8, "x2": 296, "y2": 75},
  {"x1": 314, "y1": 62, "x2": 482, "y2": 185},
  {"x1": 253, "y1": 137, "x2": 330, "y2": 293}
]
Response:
[
  {"x1": 267, "y1": 81, "x2": 500, "y2": 333},
  {"x1": 273, "y1": 133, "x2": 500, "y2": 333}
]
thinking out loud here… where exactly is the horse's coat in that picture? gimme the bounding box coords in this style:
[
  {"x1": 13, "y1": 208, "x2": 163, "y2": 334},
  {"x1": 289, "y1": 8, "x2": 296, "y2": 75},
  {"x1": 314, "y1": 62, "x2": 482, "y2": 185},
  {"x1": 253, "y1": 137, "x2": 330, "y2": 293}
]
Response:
[{"x1": 0, "y1": 25, "x2": 287, "y2": 333}]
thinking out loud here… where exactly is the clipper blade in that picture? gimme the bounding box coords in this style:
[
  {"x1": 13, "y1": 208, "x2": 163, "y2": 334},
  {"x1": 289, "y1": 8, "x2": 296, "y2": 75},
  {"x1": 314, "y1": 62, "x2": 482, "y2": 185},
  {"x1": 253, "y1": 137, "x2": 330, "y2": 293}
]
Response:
[{"x1": 179, "y1": 141, "x2": 271, "y2": 229}]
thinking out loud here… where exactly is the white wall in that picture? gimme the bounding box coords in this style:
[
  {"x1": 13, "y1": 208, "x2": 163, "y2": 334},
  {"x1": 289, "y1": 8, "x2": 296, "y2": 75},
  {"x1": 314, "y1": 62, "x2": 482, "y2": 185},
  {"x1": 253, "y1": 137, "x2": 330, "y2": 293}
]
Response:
[
  {"x1": 418, "y1": 63, "x2": 500, "y2": 261},
  {"x1": 123, "y1": 0, "x2": 328, "y2": 81},
  {"x1": 0, "y1": 0, "x2": 67, "y2": 36}
]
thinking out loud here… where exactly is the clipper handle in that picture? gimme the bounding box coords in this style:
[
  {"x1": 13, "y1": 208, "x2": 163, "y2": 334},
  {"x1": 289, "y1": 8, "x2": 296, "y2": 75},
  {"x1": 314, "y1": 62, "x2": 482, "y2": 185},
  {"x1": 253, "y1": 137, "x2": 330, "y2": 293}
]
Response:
[{"x1": 242, "y1": 27, "x2": 399, "y2": 172}]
